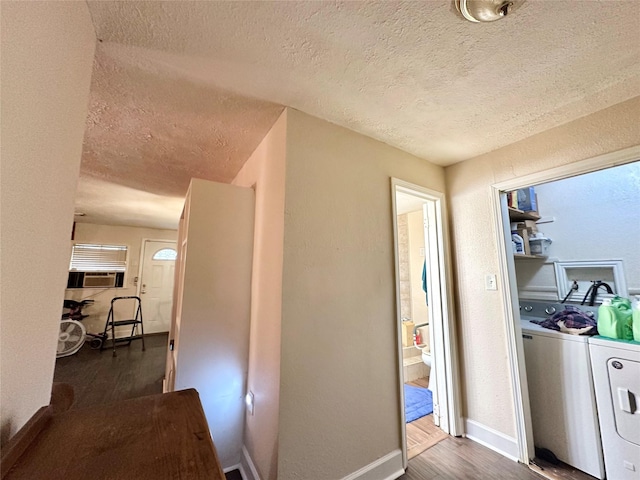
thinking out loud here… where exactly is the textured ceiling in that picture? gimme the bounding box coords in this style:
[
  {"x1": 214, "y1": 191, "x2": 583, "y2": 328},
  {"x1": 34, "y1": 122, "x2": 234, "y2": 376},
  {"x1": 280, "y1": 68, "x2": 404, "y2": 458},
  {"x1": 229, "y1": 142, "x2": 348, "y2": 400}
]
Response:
[
  {"x1": 80, "y1": 0, "x2": 640, "y2": 229},
  {"x1": 76, "y1": 44, "x2": 283, "y2": 229}
]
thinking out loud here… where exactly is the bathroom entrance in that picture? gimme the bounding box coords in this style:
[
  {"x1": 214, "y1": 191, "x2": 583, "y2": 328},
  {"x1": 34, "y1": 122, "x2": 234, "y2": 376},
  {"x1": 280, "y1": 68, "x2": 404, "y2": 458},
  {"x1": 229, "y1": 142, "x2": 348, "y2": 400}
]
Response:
[{"x1": 391, "y1": 179, "x2": 462, "y2": 466}]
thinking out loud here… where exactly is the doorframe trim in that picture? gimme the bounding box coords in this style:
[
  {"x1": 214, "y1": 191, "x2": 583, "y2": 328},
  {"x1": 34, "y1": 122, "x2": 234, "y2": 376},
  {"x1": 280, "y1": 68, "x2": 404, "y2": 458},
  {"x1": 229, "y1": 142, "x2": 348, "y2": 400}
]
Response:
[
  {"x1": 391, "y1": 178, "x2": 463, "y2": 469},
  {"x1": 490, "y1": 145, "x2": 640, "y2": 464}
]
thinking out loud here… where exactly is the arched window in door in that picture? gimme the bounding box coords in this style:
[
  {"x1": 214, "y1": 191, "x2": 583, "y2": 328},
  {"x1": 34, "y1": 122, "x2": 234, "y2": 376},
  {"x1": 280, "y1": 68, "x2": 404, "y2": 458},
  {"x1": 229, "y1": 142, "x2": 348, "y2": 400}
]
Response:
[{"x1": 152, "y1": 248, "x2": 177, "y2": 261}]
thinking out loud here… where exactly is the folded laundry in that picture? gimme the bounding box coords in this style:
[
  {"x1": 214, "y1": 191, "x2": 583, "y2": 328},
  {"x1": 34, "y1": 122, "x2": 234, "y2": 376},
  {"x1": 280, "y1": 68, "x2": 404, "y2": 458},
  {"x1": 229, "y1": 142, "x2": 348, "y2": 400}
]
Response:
[{"x1": 533, "y1": 305, "x2": 598, "y2": 335}]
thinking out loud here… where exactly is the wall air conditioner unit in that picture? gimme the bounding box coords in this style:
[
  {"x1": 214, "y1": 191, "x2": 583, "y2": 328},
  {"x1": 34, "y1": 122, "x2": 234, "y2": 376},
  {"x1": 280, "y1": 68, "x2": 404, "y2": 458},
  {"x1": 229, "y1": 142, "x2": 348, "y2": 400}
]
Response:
[{"x1": 82, "y1": 272, "x2": 118, "y2": 288}]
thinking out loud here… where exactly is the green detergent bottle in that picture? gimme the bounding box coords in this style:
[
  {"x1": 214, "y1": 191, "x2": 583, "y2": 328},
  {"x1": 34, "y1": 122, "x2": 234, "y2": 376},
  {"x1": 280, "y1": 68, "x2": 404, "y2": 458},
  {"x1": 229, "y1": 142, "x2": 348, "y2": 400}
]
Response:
[
  {"x1": 598, "y1": 298, "x2": 619, "y2": 339},
  {"x1": 611, "y1": 296, "x2": 633, "y2": 341},
  {"x1": 633, "y1": 297, "x2": 640, "y2": 342}
]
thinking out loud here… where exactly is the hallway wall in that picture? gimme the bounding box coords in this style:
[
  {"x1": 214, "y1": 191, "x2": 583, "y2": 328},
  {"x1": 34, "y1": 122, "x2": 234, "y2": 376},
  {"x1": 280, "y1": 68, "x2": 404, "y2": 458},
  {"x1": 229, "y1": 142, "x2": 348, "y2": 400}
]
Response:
[
  {"x1": 278, "y1": 109, "x2": 446, "y2": 479},
  {"x1": 445, "y1": 96, "x2": 640, "y2": 440},
  {"x1": 232, "y1": 110, "x2": 288, "y2": 480},
  {"x1": 0, "y1": 1, "x2": 96, "y2": 444}
]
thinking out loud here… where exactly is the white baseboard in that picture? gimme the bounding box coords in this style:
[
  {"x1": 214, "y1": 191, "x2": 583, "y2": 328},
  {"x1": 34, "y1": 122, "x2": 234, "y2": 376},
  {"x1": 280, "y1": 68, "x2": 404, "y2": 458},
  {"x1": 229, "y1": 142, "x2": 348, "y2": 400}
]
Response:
[
  {"x1": 464, "y1": 418, "x2": 519, "y2": 462},
  {"x1": 341, "y1": 449, "x2": 404, "y2": 480},
  {"x1": 239, "y1": 445, "x2": 260, "y2": 480}
]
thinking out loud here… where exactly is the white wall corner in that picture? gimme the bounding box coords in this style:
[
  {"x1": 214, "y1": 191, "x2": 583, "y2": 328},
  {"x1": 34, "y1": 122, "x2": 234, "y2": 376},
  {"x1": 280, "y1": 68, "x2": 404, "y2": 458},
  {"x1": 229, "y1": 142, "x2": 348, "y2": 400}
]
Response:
[
  {"x1": 239, "y1": 445, "x2": 261, "y2": 480},
  {"x1": 340, "y1": 449, "x2": 405, "y2": 480},
  {"x1": 464, "y1": 418, "x2": 520, "y2": 462}
]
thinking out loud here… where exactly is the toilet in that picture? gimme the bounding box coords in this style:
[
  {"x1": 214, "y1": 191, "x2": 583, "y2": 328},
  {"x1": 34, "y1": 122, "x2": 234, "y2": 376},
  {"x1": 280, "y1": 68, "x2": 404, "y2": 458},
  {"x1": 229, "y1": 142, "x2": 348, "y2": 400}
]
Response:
[
  {"x1": 418, "y1": 325, "x2": 432, "y2": 372},
  {"x1": 421, "y1": 350, "x2": 434, "y2": 390},
  {"x1": 419, "y1": 324, "x2": 433, "y2": 390},
  {"x1": 421, "y1": 349, "x2": 432, "y2": 369}
]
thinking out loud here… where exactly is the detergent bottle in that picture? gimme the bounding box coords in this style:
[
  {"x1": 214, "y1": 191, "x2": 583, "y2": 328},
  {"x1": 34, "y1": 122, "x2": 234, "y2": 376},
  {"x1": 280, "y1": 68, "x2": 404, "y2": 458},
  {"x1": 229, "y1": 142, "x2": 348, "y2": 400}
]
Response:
[
  {"x1": 597, "y1": 298, "x2": 620, "y2": 339},
  {"x1": 611, "y1": 296, "x2": 633, "y2": 341},
  {"x1": 633, "y1": 297, "x2": 640, "y2": 342},
  {"x1": 512, "y1": 234, "x2": 524, "y2": 254}
]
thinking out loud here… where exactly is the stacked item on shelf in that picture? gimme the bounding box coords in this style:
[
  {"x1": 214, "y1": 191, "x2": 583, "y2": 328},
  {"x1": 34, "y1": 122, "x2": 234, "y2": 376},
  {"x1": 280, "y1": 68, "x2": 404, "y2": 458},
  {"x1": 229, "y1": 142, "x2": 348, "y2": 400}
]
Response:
[{"x1": 508, "y1": 186, "x2": 552, "y2": 257}]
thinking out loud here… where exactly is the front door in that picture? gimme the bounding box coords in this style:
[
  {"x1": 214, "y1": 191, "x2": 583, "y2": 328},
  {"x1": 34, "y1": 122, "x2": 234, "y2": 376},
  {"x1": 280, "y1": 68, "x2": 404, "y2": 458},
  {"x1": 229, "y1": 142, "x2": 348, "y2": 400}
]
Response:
[{"x1": 139, "y1": 240, "x2": 177, "y2": 334}]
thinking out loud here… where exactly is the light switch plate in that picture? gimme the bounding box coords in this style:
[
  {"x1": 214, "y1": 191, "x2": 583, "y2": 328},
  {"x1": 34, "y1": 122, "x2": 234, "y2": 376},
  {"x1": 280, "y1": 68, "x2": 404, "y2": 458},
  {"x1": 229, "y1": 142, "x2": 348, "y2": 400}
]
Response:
[{"x1": 485, "y1": 274, "x2": 498, "y2": 291}]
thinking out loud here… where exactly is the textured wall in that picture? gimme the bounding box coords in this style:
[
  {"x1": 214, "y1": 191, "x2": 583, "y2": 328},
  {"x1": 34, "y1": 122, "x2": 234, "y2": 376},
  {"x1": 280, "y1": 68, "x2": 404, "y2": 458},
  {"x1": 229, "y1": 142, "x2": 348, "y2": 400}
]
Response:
[
  {"x1": 520, "y1": 161, "x2": 640, "y2": 298},
  {"x1": 445, "y1": 96, "x2": 640, "y2": 439},
  {"x1": 0, "y1": 2, "x2": 96, "y2": 444},
  {"x1": 279, "y1": 109, "x2": 445, "y2": 479},
  {"x1": 65, "y1": 223, "x2": 177, "y2": 335},
  {"x1": 232, "y1": 111, "x2": 287, "y2": 480}
]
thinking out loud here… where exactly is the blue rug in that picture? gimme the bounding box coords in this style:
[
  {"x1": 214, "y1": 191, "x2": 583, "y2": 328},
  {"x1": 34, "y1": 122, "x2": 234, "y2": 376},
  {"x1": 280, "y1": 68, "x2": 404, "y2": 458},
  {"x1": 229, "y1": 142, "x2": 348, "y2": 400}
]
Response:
[{"x1": 404, "y1": 384, "x2": 433, "y2": 423}]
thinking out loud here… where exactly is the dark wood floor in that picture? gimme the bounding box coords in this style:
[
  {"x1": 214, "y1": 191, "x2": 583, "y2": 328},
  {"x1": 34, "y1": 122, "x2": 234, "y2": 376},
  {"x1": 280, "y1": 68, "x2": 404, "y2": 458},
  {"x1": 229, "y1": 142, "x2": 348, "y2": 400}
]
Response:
[
  {"x1": 402, "y1": 377, "x2": 544, "y2": 479},
  {"x1": 55, "y1": 338, "x2": 545, "y2": 480},
  {"x1": 54, "y1": 333, "x2": 237, "y2": 480},
  {"x1": 53, "y1": 333, "x2": 168, "y2": 410},
  {"x1": 529, "y1": 457, "x2": 597, "y2": 480},
  {"x1": 400, "y1": 435, "x2": 544, "y2": 480}
]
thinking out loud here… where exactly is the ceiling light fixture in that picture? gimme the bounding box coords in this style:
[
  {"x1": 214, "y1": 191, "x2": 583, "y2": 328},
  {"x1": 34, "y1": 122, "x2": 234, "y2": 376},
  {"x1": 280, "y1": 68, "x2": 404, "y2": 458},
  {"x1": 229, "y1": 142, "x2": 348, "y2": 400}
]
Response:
[{"x1": 456, "y1": 0, "x2": 524, "y2": 23}]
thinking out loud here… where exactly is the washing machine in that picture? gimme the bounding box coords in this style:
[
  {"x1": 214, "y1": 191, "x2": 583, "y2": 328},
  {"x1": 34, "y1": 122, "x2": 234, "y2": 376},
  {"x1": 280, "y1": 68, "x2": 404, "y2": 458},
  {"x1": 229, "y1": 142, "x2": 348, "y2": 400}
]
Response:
[
  {"x1": 589, "y1": 336, "x2": 640, "y2": 480},
  {"x1": 520, "y1": 315, "x2": 605, "y2": 479}
]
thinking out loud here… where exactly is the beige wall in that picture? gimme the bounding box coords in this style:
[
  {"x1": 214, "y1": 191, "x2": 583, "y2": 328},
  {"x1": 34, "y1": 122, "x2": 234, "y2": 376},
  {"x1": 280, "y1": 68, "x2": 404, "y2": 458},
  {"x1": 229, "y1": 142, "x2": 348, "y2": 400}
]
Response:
[
  {"x1": 232, "y1": 111, "x2": 287, "y2": 480},
  {"x1": 445, "y1": 96, "x2": 640, "y2": 438},
  {"x1": 0, "y1": 2, "x2": 96, "y2": 444},
  {"x1": 278, "y1": 109, "x2": 445, "y2": 479},
  {"x1": 172, "y1": 180, "x2": 254, "y2": 469},
  {"x1": 65, "y1": 223, "x2": 177, "y2": 335}
]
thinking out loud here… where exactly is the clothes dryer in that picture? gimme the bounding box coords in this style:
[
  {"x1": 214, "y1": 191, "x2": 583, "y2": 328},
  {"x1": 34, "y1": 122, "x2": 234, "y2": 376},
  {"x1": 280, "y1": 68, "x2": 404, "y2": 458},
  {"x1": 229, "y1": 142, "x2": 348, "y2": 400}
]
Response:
[{"x1": 589, "y1": 337, "x2": 640, "y2": 480}]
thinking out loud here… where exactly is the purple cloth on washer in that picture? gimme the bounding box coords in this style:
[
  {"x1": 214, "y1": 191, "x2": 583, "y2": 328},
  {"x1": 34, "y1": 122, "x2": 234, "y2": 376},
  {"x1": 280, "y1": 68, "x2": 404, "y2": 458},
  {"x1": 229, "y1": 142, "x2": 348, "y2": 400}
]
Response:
[{"x1": 532, "y1": 305, "x2": 598, "y2": 335}]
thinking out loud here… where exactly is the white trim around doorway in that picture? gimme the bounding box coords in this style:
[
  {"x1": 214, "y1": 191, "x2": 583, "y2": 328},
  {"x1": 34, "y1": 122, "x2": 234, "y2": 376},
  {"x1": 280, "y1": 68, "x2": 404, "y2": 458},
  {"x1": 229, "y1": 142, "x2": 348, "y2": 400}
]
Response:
[
  {"x1": 490, "y1": 145, "x2": 640, "y2": 465},
  {"x1": 391, "y1": 178, "x2": 463, "y2": 469}
]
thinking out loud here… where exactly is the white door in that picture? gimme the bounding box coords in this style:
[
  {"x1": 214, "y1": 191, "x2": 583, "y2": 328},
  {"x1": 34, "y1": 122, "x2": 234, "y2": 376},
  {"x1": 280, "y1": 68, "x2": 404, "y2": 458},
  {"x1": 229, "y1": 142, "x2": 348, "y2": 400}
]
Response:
[
  {"x1": 422, "y1": 202, "x2": 445, "y2": 430},
  {"x1": 139, "y1": 240, "x2": 177, "y2": 334}
]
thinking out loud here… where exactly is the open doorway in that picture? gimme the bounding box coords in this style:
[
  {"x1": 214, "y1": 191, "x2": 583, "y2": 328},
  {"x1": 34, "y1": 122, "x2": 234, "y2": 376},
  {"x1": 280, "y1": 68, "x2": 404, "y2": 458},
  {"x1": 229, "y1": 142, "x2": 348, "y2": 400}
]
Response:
[
  {"x1": 54, "y1": 229, "x2": 178, "y2": 411},
  {"x1": 491, "y1": 146, "x2": 640, "y2": 479},
  {"x1": 391, "y1": 178, "x2": 462, "y2": 467}
]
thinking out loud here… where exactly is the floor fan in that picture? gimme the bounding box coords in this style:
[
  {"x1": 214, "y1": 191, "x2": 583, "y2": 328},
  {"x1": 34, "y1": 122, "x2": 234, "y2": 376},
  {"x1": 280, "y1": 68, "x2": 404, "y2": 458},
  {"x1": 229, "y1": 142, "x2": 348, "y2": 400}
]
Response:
[{"x1": 57, "y1": 320, "x2": 86, "y2": 358}]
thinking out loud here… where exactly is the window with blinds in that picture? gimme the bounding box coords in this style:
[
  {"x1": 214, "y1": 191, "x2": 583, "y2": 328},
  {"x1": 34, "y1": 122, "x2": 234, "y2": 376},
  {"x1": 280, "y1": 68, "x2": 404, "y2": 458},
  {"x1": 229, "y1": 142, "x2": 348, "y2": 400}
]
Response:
[{"x1": 69, "y1": 244, "x2": 128, "y2": 272}]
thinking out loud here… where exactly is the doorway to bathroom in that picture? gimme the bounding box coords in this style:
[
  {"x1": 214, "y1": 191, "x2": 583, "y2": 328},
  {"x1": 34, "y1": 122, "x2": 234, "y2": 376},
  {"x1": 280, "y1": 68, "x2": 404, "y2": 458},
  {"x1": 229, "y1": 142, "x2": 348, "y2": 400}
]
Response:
[{"x1": 391, "y1": 178, "x2": 462, "y2": 467}]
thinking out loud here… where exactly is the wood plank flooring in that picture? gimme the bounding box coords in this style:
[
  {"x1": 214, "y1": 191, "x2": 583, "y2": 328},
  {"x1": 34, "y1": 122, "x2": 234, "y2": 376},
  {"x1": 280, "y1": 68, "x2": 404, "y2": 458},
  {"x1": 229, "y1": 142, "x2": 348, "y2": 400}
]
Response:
[
  {"x1": 54, "y1": 345, "x2": 551, "y2": 479},
  {"x1": 53, "y1": 333, "x2": 238, "y2": 480},
  {"x1": 403, "y1": 377, "x2": 544, "y2": 479},
  {"x1": 529, "y1": 458, "x2": 598, "y2": 480},
  {"x1": 407, "y1": 414, "x2": 449, "y2": 460},
  {"x1": 405, "y1": 378, "x2": 448, "y2": 459},
  {"x1": 53, "y1": 333, "x2": 168, "y2": 410},
  {"x1": 400, "y1": 435, "x2": 545, "y2": 480}
]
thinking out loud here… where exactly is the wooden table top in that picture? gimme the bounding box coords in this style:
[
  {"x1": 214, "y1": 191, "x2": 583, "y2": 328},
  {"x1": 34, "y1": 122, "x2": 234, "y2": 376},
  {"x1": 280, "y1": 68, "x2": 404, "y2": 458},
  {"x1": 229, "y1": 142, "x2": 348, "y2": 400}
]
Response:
[{"x1": 3, "y1": 389, "x2": 225, "y2": 480}]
